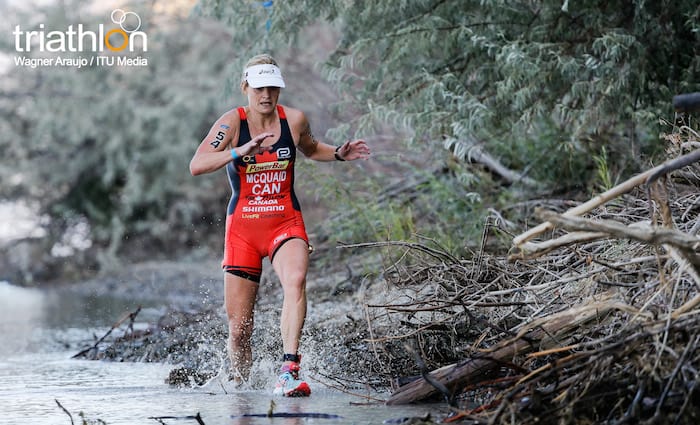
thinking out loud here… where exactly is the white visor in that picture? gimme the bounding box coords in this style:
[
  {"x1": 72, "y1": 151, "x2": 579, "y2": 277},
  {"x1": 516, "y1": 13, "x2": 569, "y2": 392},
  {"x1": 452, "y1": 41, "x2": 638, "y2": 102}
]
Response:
[{"x1": 245, "y1": 64, "x2": 286, "y2": 88}]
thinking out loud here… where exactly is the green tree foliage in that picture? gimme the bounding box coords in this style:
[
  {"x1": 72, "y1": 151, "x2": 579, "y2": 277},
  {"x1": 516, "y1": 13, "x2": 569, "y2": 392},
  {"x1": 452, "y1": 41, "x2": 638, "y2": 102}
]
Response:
[
  {"x1": 199, "y1": 0, "x2": 699, "y2": 186},
  {"x1": 194, "y1": 0, "x2": 699, "y2": 255},
  {"x1": 3, "y1": 0, "x2": 699, "y2": 274},
  {"x1": 1, "y1": 1, "x2": 236, "y2": 264}
]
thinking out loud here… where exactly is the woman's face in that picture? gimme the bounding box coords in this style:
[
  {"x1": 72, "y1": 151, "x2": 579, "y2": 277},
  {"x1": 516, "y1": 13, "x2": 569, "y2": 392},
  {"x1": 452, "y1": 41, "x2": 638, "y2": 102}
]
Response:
[{"x1": 246, "y1": 86, "x2": 281, "y2": 114}]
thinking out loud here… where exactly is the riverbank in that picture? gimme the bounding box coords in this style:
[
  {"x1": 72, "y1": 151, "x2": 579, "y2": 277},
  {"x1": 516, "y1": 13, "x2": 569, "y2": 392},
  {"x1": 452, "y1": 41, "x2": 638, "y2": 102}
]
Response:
[{"x1": 63, "y1": 250, "x2": 396, "y2": 395}]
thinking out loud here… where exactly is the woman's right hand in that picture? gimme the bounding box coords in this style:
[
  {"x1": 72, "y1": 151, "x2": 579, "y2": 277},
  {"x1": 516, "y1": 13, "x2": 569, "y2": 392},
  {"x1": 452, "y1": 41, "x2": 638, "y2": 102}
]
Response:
[{"x1": 235, "y1": 132, "x2": 275, "y2": 157}]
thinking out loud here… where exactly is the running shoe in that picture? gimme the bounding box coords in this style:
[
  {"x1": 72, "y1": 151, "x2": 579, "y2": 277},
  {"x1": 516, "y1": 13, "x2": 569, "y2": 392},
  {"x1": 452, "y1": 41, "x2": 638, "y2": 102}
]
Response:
[{"x1": 273, "y1": 363, "x2": 311, "y2": 397}]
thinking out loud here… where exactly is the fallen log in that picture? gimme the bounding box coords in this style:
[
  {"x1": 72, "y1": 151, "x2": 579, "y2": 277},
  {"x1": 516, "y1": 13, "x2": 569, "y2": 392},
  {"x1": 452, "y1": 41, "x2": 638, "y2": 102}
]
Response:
[{"x1": 386, "y1": 298, "x2": 619, "y2": 405}]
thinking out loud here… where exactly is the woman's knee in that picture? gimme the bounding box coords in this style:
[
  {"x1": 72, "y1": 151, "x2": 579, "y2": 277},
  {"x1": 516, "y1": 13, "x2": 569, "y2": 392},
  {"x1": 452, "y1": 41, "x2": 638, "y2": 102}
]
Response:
[
  {"x1": 287, "y1": 266, "x2": 308, "y2": 285},
  {"x1": 281, "y1": 269, "x2": 307, "y2": 294}
]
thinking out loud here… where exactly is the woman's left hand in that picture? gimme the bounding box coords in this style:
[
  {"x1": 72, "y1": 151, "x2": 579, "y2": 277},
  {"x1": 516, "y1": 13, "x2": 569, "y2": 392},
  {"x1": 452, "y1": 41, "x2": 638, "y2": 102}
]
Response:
[{"x1": 337, "y1": 140, "x2": 371, "y2": 161}]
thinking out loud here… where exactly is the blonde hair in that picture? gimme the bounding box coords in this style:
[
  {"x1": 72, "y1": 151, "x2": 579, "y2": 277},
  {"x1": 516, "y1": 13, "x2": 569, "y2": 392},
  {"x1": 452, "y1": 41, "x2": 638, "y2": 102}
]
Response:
[{"x1": 240, "y1": 54, "x2": 279, "y2": 91}]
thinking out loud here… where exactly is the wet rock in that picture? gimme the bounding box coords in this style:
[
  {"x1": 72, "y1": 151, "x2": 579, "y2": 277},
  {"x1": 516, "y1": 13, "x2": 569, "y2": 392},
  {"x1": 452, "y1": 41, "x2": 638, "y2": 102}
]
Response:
[{"x1": 166, "y1": 366, "x2": 211, "y2": 386}]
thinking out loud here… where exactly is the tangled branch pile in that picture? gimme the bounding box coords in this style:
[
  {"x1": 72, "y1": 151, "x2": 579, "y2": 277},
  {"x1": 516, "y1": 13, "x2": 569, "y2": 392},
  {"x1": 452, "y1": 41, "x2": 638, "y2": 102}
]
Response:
[{"x1": 362, "y1": 126, "x2": 700, "y2": 424}]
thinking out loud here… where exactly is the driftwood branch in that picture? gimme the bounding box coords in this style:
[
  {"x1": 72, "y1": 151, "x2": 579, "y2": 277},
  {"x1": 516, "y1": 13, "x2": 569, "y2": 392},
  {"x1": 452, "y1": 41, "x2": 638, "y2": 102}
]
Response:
[
  {"x1": 512, "y1": 149, "x2": 700, "y2": 247},
  {"x1": 512, "y1": 168, "x2": 660, "y2": 247},
  {"x1": 386, "y1": 298, "x2": 618, "y2": 405},
  {"x1": 463, "y1": 144, "x2": 538, "y2": 187},
  {"x1": 55, "y1": 399, "x2": 74, "y2": 425},
  {"x1": 509, "y1": 231, "x2": 607, "y2": 260},
  {"x1": 72, "y1": 306, "x2": 142, "y2": 359},
  {"x1": 537, "y1": 210, "x2": 700, "y2": 252},
  {"x1": 149, "y1": 413, "x2": 206, "y2": 424},
  {"x1": 645, "y1": 149, "x2": 700, "y2": 186},
  {"x1": 536, "y1": 210, "x2": 700, "y2": 277}
]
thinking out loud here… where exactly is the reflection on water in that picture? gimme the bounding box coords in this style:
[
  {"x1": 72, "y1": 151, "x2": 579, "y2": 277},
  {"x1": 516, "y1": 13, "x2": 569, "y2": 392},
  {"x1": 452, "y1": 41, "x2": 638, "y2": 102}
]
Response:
[
  {"x1": 0, "y1": 281, "x2": 161, "y2": 356},
  {"x1": 0, "y1": 282, "x2": 443, "y2": 424},
  {"x1": 0, "y1": 281, "x2": 46, "y2": 355},
  {"x1": 0, "y1": 351, "x2": 174, "y2": 425}
]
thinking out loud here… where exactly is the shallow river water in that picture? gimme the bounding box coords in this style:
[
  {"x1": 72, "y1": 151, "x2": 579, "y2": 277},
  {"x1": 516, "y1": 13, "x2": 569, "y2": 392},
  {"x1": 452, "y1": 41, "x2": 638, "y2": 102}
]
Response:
[{"x1": 0, "y1": 282, "x2": 444, "y2": 425}]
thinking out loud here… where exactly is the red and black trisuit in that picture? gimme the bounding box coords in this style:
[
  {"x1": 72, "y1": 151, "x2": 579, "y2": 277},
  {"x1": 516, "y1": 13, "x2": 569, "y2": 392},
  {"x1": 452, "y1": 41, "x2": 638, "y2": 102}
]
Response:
[{"x1": 222, "y1": 105, "x2": 308, "y2": 283}]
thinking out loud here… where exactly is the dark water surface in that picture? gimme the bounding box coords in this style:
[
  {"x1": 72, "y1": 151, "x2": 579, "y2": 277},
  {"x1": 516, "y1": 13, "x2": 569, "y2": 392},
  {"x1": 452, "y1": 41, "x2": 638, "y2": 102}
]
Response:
[{"x1": 0, "y1": 282, "x2": 443, "y2": 424}]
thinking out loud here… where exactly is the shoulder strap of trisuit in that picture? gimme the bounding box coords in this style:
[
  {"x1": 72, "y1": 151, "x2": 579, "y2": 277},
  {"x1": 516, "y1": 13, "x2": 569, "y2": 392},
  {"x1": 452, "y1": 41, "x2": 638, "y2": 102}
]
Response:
[
  {"x1": 276, "y1": 105, "x2": 286, "y2": 119},
  {"x1": 237, "y1": 107, "x2": 247, "y2": 120}
]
